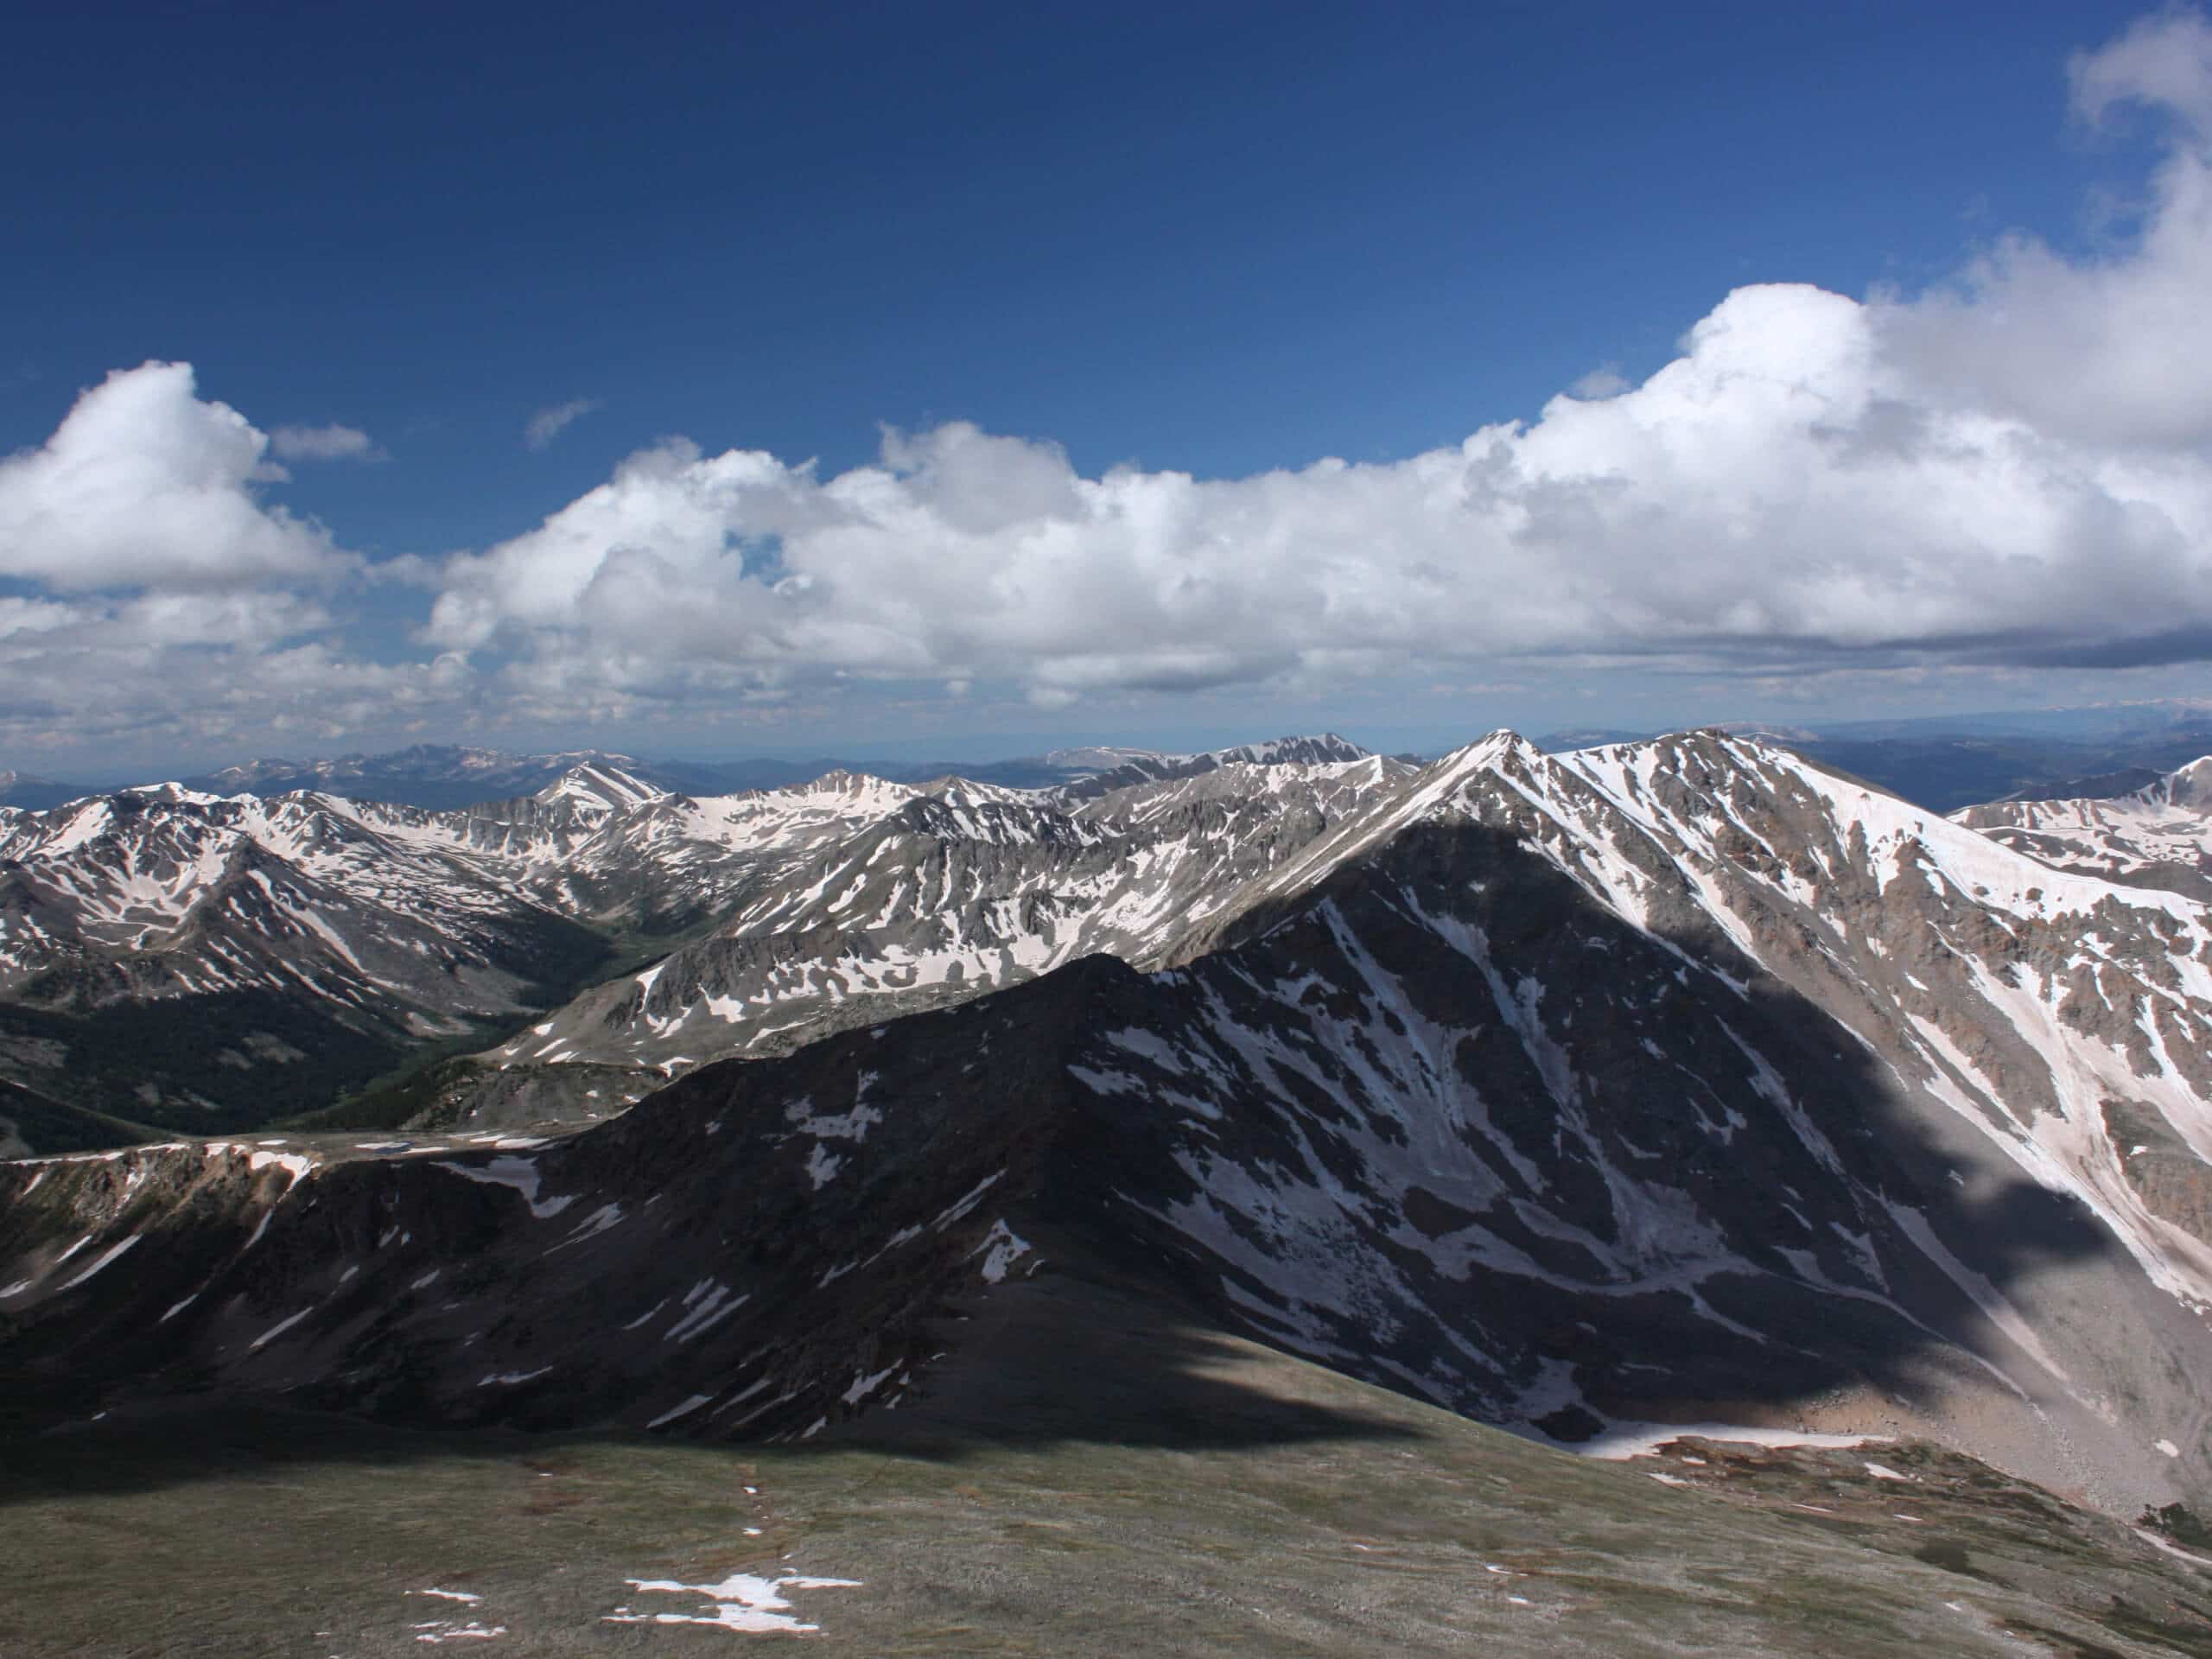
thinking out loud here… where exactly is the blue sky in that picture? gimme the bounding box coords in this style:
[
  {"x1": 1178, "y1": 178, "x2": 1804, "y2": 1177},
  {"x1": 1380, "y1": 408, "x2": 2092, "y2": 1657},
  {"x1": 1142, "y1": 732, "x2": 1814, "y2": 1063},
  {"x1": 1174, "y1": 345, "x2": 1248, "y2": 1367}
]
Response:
[{"x1": 4, "y1": 2, "x2": 2211, "y2": 774}]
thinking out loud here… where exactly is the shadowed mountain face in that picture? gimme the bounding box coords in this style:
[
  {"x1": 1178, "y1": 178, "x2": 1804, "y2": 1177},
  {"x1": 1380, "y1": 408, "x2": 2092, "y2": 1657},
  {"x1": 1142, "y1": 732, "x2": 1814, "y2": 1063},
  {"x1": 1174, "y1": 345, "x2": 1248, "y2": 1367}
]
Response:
[{"x1": 7, "y1": 731, "x2": 2212, "y2": 1531}]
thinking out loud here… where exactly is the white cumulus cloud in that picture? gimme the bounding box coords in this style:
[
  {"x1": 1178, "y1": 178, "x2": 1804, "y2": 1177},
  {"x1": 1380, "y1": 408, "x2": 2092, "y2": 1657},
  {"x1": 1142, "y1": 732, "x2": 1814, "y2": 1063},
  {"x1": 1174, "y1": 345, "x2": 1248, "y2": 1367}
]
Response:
[
  {"x1": 0, "y1": 362, "x2": 351, "y2": 593},
  {"x1": 2072, "y1": 4, "x2": 2212, "y2": 136},
  {"x1": 0, "y1": 365, "x2": 417, "y2": 763}
]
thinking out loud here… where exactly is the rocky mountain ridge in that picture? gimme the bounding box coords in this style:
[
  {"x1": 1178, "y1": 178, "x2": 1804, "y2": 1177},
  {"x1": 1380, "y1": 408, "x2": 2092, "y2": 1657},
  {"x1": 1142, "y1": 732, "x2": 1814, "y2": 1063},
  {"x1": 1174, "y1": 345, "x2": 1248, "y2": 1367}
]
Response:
[{"x1": 0, "y1": 738, "x2": 1396, "y2": 1135}]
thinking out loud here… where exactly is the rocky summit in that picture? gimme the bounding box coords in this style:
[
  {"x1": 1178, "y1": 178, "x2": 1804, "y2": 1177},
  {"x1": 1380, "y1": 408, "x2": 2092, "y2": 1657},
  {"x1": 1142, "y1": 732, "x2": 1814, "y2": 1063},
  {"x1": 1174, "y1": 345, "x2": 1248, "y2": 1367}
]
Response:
[{"x1": 6, "y1": 728, "x2": 2212, "y2": 1655}]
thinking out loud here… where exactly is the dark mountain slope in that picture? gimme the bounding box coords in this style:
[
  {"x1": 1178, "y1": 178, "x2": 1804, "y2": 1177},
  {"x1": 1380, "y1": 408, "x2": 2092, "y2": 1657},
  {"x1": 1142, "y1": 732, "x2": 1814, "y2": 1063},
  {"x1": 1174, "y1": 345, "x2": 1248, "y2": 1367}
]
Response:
[{"x1": 0, "y1": 958, "x2": 1123, "y2": 1443}]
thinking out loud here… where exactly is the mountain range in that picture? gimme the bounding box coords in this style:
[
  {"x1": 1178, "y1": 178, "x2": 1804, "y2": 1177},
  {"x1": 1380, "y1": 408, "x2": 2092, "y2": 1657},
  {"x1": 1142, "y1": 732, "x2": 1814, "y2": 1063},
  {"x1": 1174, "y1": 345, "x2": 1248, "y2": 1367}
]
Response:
[
  {"x1": 7, "y1": 727, "x2": 2212, "y2": 1653},
  {"x1": 0, "y1": 736, "x2": 1385, "y2": 1143}
]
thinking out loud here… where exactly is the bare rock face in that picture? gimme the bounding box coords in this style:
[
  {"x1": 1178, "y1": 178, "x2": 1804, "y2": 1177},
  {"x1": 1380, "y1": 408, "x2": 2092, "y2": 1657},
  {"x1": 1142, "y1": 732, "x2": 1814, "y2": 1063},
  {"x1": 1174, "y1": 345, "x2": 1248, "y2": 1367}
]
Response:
[
  {"x1": 9, "y1": 728, "x2": 2212, "y2": 1530},
  {"x1": 2105, "y1": 1096, "x2": 2212, "y2": 1249}
]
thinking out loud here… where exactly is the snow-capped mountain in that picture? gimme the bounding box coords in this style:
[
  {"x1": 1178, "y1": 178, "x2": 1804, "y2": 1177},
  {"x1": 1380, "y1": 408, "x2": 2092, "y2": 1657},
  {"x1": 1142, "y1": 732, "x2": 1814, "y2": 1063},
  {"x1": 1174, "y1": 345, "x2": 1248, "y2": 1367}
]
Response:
[
  {"x1": 0, "y1": 785, "x2": 569, "y2": 1009},
  {"x1": 8, "y1": 729, "x2": 2212, "y2": 1532},
  {"x1": 0, "y1": 760, "x2": 936, "y2": 1014},
  {"x1": 0, "y1": 762, "x2": 889, "y2": 1129},
  {"x1": 0, "y1": 741, "x2": 1395, "y2": 1132},
  {"x1": 501, "y1": 746, "x2": 1414, "y2": 1071},
  {"x1": 1953, "y1": 754, "x2": 2212, "y2": 899},
  {"x1": 1112, "y1": 731, "x2": 2212, "y2": 1502}
]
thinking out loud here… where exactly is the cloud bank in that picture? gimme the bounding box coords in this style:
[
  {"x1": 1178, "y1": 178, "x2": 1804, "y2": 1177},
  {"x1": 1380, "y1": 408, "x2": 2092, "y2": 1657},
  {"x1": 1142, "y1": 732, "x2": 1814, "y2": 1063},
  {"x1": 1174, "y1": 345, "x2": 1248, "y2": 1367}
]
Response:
[{"x1": 3, "y1": 9, "x2": 2210, "y2": 761}]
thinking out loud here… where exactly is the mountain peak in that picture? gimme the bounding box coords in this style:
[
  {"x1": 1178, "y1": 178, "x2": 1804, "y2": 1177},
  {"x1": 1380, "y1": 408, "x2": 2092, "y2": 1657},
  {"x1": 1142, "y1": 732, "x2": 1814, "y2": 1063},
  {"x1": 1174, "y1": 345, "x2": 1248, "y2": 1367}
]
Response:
[
  {"x1": 533, "y1": 762, "x2": 669, "y2": 815},
  {"x1": 118, "y1": 780, "x2": 236, "y2": 807},
  {"x1": 801, "y1": 767, "x2": 910, "y2": 795},
  {"x1": 1433, "y1": 728, "x2": 1536, "y2": 771},
  {"x1": 2152, "y1": 754, "x2": 2212, "y2": 809}
]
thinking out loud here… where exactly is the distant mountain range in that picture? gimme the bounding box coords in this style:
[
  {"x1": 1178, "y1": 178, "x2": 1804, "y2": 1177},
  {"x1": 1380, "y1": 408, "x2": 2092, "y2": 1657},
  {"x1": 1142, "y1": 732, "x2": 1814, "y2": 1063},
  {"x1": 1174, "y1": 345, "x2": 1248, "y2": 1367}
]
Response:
[
  {"x1": 191, "y1": 742, "x2": 1092, "y2": 810},
  {"x1": 0, "y1": 701, "x2": 2184, "y2": 818},
  {"x1": 0, "y1": 740, "x2": 1270, "y2": 815},
  {"x1": 16, "y1": 698, "x2": 2212, "y2": 818},
  {"x1": 1953, "y1": 755, "x2": 2212, "y2": 899}
]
